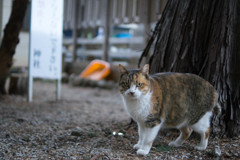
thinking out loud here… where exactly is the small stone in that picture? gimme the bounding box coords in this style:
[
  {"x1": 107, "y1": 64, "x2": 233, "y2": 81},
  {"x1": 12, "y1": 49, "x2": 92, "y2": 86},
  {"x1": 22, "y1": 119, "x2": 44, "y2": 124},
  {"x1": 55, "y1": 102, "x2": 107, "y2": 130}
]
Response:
[
  {"x1": 5, "y1": 134, "x2": 10, "y2": 138},
  {"x1": 16, "y1": 118, "x2": 25, "y2": 123},
  {"x1": 232, "y1": 144, "x2": 238, "y2": 147},
  {"x1": 118, "y1": 132, "x2": 124, "y2": 136},
  {"x1": 233, "y1": 153, "x2": 239, "y2": 157},
  {"x1": 71, "y1": 128, "x2": 84, "y2": 137},
  {"x1": 214, "y1": 145, "x2": 221, "y2": 157},
  {"x1": 225, "y1": 152, "x2": 232, "y2": 157}
]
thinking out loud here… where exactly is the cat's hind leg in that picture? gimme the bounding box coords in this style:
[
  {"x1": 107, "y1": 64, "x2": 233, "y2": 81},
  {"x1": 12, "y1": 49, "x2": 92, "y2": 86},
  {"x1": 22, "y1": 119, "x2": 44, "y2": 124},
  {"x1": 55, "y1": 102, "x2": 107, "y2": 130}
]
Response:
[
  {"x1": 193, "y1": 127, "x2": 210, "y2": 151},
  {"x1": 191, "y1": 111, "x2": 212, "y2": 150},
  {"x1": 169, "y1": 127, "x2": 193, "y2": 147}
]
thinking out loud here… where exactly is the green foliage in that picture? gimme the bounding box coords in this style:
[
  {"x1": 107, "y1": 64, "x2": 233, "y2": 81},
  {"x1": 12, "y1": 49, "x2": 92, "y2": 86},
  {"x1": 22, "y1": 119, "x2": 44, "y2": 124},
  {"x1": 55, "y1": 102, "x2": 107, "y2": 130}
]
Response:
[{"x1": 155, "y1": 144, "x2": 173, "y2": 152}]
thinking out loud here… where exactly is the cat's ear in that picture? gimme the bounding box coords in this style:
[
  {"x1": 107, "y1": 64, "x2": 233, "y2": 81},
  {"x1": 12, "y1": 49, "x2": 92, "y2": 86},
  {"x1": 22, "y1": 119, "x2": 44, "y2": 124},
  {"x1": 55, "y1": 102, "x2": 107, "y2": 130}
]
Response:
[
  {"x1": 118, "y1": 64, "x2": 128, "y2": 74},
  {"x1": 141, "y1": 64, "x2": 149, "y2": 75}
]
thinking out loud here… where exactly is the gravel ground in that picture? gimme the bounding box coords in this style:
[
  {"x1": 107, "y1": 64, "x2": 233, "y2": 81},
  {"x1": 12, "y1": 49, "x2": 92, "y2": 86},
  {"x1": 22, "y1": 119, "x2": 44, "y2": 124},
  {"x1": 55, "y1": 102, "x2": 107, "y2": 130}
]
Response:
[{"x1": 0, "y1": 81, "x2": 239, "y2": 160}]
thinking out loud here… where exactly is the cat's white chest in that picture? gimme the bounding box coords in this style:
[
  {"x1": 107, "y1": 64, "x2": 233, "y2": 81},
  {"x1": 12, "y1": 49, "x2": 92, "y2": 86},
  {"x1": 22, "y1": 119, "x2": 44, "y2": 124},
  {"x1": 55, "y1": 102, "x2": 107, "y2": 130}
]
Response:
[{"x1": 121, "y1": 93, "x2": 151, "y2": 122}]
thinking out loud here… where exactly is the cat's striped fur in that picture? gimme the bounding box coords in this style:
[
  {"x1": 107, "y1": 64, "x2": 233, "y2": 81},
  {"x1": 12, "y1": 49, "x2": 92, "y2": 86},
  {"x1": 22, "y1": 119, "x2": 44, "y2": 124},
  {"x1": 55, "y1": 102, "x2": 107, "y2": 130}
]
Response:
[{"x1": 119, "y1": 64, "x2": 221, "y2": 156}]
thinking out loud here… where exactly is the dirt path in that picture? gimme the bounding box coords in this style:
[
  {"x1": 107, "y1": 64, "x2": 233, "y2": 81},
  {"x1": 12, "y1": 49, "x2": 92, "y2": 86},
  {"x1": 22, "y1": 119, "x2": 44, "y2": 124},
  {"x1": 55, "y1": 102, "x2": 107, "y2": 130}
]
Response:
[{"x1": 0, "y1": 81, "x2": 239, "y2": 159}]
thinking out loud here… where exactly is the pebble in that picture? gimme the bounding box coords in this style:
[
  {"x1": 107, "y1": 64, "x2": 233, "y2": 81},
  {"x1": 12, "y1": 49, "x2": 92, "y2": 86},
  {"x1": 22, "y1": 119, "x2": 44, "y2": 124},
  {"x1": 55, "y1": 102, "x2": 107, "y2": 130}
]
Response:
[
  {"x1": 70, "y1": 127, "x2": 84, "y2": 137},
  {"x1": 214, "y1": 145, "x2": 221, "y2": 157}
]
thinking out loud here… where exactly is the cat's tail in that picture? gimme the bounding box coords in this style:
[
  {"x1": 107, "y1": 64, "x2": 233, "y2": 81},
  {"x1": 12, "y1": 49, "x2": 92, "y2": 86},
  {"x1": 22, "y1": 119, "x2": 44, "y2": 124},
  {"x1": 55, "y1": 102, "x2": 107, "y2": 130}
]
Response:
[{"x1": 213, "y1": 103, "x2": 221, "y2": 116}]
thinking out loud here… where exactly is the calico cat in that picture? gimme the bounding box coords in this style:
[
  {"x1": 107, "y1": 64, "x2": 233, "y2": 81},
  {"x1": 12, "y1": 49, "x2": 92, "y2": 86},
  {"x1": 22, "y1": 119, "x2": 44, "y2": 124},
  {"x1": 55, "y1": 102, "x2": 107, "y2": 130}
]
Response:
[{"x1": 118, "y1": 64, "x2": 221, "y2": 156}]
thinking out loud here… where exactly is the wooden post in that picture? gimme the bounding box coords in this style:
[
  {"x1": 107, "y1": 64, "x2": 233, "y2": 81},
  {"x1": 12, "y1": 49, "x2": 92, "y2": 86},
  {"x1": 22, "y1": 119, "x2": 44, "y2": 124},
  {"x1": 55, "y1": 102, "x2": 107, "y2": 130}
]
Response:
[
  {"x1": 73, "y1": 0, "x2": 80, "y2": 62},
  {"x1": 56, "y1": 79, "x2": 61, "y2": 101},
  {"x1": 103, "y1": 0, "x2": 111, "y2": 61}
]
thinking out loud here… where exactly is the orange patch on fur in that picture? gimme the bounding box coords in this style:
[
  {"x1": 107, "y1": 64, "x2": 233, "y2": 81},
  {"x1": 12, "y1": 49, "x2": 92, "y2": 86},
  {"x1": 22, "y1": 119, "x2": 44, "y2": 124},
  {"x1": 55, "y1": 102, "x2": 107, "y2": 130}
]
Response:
[
  {"x1": 170, "y1": 109, "x2": 175, "y2": 120},
  {"x1": 205, "y1": 127, "x2": 210, "y2": 139},
  {"x1": 134, "y1": 73, "x2": 150, "y2": 94},
  {"x1": 180, "y1": 127, "x2": 193, "y2": 140},
  {"x1": 212, "y1": 90, "x2": 217, "y2": 106},
  {"x1": 149, "y1": 78, "x2": 163, "y2": 116},
  {"x1": 148, "y1": 141, "x2": 153, "y2": 147}
]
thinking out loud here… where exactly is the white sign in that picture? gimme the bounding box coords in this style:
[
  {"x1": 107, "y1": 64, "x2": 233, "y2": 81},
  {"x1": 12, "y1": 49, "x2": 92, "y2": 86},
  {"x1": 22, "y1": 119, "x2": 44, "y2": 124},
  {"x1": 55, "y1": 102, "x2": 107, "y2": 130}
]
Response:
[
  {"x1": 28, "y1": 0, "x2": 64, "y2": 101},
  {"x1": 29, "y1": 0, "x2": 63, "y2": 79}
]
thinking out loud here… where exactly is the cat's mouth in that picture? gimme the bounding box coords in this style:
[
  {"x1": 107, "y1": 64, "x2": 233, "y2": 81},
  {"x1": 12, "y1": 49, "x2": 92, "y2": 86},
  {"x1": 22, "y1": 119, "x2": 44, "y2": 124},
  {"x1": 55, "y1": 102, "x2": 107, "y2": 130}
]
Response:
[{"x1": 127, "y1": 92, "x2": 137, "y2": 99}]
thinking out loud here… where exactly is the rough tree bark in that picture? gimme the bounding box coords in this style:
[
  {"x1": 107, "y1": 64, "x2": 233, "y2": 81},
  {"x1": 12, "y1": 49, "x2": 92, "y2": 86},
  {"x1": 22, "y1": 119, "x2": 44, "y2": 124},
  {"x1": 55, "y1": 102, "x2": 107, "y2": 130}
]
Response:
[
  {"x1": 0, "y1": 0, "x2": 28, "y2": 94},
  {"x1": 139, "y1": 0, "x2": 240, "y2": 137}
]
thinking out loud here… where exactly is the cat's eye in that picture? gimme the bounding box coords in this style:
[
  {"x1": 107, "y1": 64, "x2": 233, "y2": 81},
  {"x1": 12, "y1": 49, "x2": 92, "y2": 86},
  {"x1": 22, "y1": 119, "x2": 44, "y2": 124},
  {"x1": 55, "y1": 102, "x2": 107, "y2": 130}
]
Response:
[
  {"x1": 122, "y1": 82, "x2": 128, "y2": 87},
  {"x1": 136, "y1": 83, "x2": 142, "y2": 87}
]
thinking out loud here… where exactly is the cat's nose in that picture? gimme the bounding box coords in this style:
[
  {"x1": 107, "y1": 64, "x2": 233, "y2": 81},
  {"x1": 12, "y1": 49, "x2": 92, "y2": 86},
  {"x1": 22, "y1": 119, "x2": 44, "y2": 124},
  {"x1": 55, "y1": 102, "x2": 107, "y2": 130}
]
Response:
[{"x1": 128, "y1": 92, "x2": 135, "y2": 96}]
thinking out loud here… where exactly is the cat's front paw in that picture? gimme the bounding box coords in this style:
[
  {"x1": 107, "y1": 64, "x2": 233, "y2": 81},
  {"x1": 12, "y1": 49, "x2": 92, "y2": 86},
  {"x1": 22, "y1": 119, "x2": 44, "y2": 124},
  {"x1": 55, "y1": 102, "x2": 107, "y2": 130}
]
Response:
[
  {"x1": 136, "y1": 148, "x2": 150, "y2": 156},
  {"x1": 194, "y1": 145, "x2": 207, "y2": 151},
  {"x1": 133, "y1": 144, "x2": 141, "y2": 150},
  {"x1": 168, "y1": 141, "x2": 181, "y2": 147}
]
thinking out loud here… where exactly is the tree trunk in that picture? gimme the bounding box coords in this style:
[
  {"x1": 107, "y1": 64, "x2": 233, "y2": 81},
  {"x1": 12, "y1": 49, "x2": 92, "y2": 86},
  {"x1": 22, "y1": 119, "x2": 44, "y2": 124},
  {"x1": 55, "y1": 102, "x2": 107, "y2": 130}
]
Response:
[
  {"x1": 139, "y1": 0, "x2": 240, "y2": 137},
  {"x1": 0, "y1": 0, "x2": 28, "y2": 94}
]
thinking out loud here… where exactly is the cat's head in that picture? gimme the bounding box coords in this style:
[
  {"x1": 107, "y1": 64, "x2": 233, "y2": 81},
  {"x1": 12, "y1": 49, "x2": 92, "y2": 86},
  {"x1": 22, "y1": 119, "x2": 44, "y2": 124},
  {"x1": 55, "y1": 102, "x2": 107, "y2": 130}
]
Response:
[{"x1": 118, "y1": 64, "x2": 151, "y2": 99}]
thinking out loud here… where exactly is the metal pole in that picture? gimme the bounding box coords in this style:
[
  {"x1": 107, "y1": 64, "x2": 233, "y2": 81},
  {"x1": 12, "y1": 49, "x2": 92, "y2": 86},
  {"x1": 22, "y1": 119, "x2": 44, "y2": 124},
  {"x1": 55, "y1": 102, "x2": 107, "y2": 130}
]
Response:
[
  {"x1": 28, "y1": 75, "x2": 33, "y2": 102},
  {"x1": 28, "y1": 1, "x2": 33, "y2": 102},
  {"x1": 56, "y1": 0, "x2": 64, "y2": 101}
]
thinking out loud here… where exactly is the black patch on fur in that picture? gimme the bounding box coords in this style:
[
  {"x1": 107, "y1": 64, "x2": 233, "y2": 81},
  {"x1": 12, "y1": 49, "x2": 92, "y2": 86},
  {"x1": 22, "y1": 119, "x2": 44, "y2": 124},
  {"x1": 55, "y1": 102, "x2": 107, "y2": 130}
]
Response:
[{"x1": 145, "y1": 114, "x2": 161, "y2": 128}]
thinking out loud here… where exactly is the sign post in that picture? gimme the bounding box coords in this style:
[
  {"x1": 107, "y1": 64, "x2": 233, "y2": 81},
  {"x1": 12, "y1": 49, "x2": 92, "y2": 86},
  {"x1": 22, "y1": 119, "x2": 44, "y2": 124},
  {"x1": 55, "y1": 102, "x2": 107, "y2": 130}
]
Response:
[{"x1": 28, "y1": 0, "x2": 64, "y2": 102}]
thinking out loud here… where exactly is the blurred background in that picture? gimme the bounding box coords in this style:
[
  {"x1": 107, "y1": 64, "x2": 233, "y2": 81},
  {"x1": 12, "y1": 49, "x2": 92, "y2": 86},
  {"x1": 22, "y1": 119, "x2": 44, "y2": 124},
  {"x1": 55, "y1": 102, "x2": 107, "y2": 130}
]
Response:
[{"x1": 0, "y1": 0, "x2": 168, "y2": 93}]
